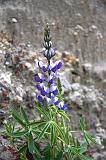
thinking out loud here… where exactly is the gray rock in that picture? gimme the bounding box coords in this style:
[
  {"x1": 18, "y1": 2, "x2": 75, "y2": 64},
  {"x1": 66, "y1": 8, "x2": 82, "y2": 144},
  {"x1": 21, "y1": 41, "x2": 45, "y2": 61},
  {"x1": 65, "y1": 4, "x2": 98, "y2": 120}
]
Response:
[
  {"x1": 93, "y1": 152, "x2": 106, "y2": 160},
  {"x1": 0, "y1": 109, "x2": 6, "y2": 124},
  {"x1": 11, "y1": 18, "x2": 18, "y2": 23}
]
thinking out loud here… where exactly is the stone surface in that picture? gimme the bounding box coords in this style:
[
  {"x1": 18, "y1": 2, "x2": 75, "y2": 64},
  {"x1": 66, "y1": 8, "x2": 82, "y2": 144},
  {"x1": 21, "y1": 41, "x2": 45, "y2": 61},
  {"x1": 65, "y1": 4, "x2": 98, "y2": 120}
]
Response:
[{"x1": 0, "y1": 0, "x2": 106, "y2": 65}]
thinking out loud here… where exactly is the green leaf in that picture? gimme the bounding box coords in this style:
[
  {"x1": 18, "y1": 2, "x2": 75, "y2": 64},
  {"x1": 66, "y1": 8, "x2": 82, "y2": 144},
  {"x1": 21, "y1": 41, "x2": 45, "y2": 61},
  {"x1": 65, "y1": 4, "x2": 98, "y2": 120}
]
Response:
[
  {"x1": 80, "y1": 116, "x2": 86, "y2": 131},
  {"x1": 50, "y1": 125, "x2": 56, "y2": 147},
  {"x1": 80, "y1": 154, "x2": 93, "y2": 160},
  {"x1": 57, "y1": 78, "x2": 62, "y2": 94},
  {"x1": 30, "y1": 121, "x2": 46, "y2": 130},
  {"x1": 12, "y1": 109, "x2": 26, "y2": 127},
  {"x1": 85, "y1": 132, "x2": 97, "y2": 144},
  {"x1": 32, "y1": 142, "x2": 42, "y2": 159},
  {"x1": 28, "y1": 131, "x2": 34, "y2": 153},
  {"x1": 70, "y1": 146, "x2": 93, "y2": 160},
  {"x1": 21, "y1": 107, "x2": 29, "y2": 124},
  {"x1": 43, "y1": 144, "x2": 51, "y2": 160},
  {"x1": 84, "y1": 132, "x2": 91, "y2": 145},
  {"x1": 58, "y1": 110, "x2": 70, "y2": 120},
  {"x1": 18, "y1": 144, "x2": 27, "y2": 154},
  {"x1": 37, "y1": 122, "x2": 51, "y2": 141},
  {"x1": 8, "y1": 130, "x2": 28, "y2": 137},
  {"x1": 36, "y1": 102, "x2": 49, "y2": 119},
  {"x1": 51, "y1": 121, "x2": 66, "y2": 143},
  {"x1": 80, "y1": 142, "x2": 88, "y2": 154},
  {"x1": 55, "y1": 151, "x2": 63, "y2": 160}
]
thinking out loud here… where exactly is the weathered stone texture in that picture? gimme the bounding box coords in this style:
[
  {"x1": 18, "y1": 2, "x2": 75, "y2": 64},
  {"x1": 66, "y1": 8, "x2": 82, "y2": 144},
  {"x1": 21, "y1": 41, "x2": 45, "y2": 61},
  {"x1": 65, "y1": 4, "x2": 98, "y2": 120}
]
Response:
[{"x1": 0, "y1": 0, "x2": 106, "y2": 64}]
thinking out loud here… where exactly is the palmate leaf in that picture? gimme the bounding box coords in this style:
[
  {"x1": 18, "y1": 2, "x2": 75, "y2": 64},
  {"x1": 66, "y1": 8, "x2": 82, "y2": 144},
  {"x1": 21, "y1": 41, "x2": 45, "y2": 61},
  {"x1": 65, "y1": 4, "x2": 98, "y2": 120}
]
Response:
[
  {"x1": 84, "y1": 131, "x2": 97, "y2": 145},
  {"x1": 58, "y1": 110, "x2": 70, "y2": 121},
  {"x1": 21, "y1": 107, "x2": 29, "y2": 124},
  {"x1": 36, "y1": 102, "x2": 49, "y2": 119},
  {"x1": 37, "y1": 122, "x2": 51, "y2": 141},
  {"x1": 65, "y1": 128, "x2": 71, "y2": 145},
  {"x1": 33, "y1": 143, "x2": 42, "y2": 159},
  {"x1": 8, "y1": 129, "x2": 28, "y2": 137},
  {"x1": 57, "y1": 78, "x2": 62, "y2": 94},
  {"x1": 18, "y1": 144, "x2": 27, "y2": 154},
  {"x1": 51, "y1": 121, "x2": 66, "y2": 143},
  {"x1": 80, "y1": 142, "x2": 88, "y2": 154},
  {"x1": 28, "y1": 134, "x2": 42, "y2": 160},
  {"x1": 11, "y1": 109, "x2": 26, "y2": 127},
  {"x1": 80, "y1": 116, "x2": 86, "y2": 131},
  {"x1": 27, "y1": 132, "x2": 42, "y2": 159},
  {"x1": 70, "y1": 146, "x2": 93, "y2": 160},
  {"x1": 55, "y1": 151, "x2": 63, "y2": 160},
  {"x1": 28, "y1": 131, "x2": 34, "y2": 153},
  {"x1": 43, "y1": 144, "x2": 52, "y2": 160},
  {"x1": 30, "y1": 121, "x2": 46, "y2": 130},
  {"x1": 79, "y1": 154, "x2": 93, "y2": 160},
  {"x1": 50, "y1": 124, "x2": 56, "y2": 147}
]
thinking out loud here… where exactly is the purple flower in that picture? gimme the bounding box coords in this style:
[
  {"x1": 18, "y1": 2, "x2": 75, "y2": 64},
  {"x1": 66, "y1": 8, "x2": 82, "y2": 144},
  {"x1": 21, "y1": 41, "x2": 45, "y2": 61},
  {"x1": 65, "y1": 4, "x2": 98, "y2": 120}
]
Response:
[
  {"x1": 46, "y1": 96, "x2": 59, "y2": 106},
  {"x1": 42, "y1": 48, "x2": 56, "y2": 59},
  {"x1": 46, "y1": 97, "x2": 53, "y2": 105},
  {"x1": 50, "y1": 61, "x2": 62, "y2": 73},
  {"x1": 34, "y1": 73, "x2": 45, "y2": 82},
  {"x1": 53, "y1": 97, "x2": 59, "y2": 105},
  {"x1": 47, "y1": 75, "x2": 54, "y2": 85},
  {"x1": 40, "y1": 86, "x2": 49, "y2": 96},
  {"x1": 38, "y1": 61, "x2": 48, "y2": 72},
  {"x1": 49, "y1": 85, "x2": 58, "y2": 95},
  {"x1": 58, "y1": 102, "x2": 68, "y2": 110},
  {"x1": 37, "y1": 95, "x2": 44, "y2": 104},
  {"x1": 36, "y1": 83, "x2": 45, "y2": 91}
]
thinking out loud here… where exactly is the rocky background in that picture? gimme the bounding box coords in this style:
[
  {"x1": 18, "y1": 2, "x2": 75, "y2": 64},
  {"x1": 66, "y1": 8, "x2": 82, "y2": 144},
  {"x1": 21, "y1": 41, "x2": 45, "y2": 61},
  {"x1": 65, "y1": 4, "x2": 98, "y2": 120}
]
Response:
[{"x1": 0, "y1": 0, "x2": 106, "y2": 160}]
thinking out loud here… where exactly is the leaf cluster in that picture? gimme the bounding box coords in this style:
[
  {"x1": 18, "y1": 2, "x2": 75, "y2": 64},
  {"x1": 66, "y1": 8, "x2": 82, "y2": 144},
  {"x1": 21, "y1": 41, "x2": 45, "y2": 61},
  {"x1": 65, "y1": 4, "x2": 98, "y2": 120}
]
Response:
[{"x1": 4, "y1": 103, "x2": 98, "y2": 160}]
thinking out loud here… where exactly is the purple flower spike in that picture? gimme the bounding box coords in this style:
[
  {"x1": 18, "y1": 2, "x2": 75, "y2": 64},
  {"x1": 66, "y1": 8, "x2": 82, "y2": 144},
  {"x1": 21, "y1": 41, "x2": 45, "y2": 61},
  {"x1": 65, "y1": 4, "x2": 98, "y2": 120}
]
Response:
[
  {"x1": 50, "y1": 48, "x2": 56, "y2": 57},
  {"x1": 36, "y1": 83, "x2": 45, "y2": 91},
  {"x1": 43, "y1": 48, "x2": 56, "y2": 59},
  {"x1": 54, "y1": 97, "x2": 59, "y2": 105},
  {"x1": 34, "y1": 73, "x2": 45, "y2": 82},
  {"x1": 50, "y1": 85, "x2": 58, "y2": 95},
  {"x1": 46, "y1": 97, "x2": 53, "y2": 105},
  {"x1": 47, "y1": 75, "x2": 54, "y2": 85},
  {"x1": 40, "y1": 86, "x2": 49, "y2": 96},
  {"x1": 58, "y1": 102, "x2": 68, "y2": 110},
  {"x1": 57, "y1": 61, "x2": 62, "y2": 70},
  {"x1": 38, "y1": 61, "x2": 48, "y2": 72},
  {"x1": 50, "y1": 61, "x2": 62, "y2": 73},
  {"x1": 37, "y1": 95, "x2": 44, "y2": 104},
  {"x1": 46, "y1": 96, "x2": 59, "y2": 106}
]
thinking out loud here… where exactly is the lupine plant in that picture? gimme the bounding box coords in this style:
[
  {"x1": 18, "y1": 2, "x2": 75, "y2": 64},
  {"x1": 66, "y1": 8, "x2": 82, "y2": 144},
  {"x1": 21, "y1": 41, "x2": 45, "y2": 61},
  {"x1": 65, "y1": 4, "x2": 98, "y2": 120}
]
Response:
[{"x1": 5, "y1": 24, "x2": 97, "y2": 160}]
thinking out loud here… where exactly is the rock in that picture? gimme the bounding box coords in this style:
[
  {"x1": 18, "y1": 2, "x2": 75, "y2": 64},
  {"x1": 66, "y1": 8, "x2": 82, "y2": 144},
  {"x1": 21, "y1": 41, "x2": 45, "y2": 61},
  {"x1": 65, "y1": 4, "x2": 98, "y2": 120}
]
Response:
[
  {"x1": 13, "y1": 95, "x2": 23, "y2": 103},
  {"x1": 11, "y1": 18, "x2": 18, "y2": 23},
  {"x1": 82, "y1": 63, "x2": 92, "y2": 73},
  {"x1": 0, "y1": 109, "x2": 6, "y2": 124},
  {"x1": 93, "y1": 152, "x2": 106, "y2": 160},
  {"x1": 96, "y1": 31, "x2": 103, "y2": 40},
  {"x1": 83, "y1": 87, "x2": 96, "y2": 103},
  {"x1": 71, "y1": 83, "x2": 81, "y2": 91},
  {"x1": 103, "y1": 135, "x2": 106, "y2": 150},
  {"x1": 89, "y1": 25, "x2": 97, "y2": 32},
  {"x1": 69, "y1": 83, "x2": 84, "y2": 106},
  {"x1": 0, "y1": 144, "x2": 19, "y2": 160},
  {"x1": 75, "y1": 25, "x2": 84, "y2": 31},
  {"x1": 100, "y1": 107, "x2": 106, "y2": 129},
  {"x1": 96, "y1": 127, "x2": 105, "y2": 134},
  {"x1": 0, "y1": 72, "x2": 12, "y2": 86},
  {"x1": 70, "y1": 91, "x2": 83, "y2": 106}
]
